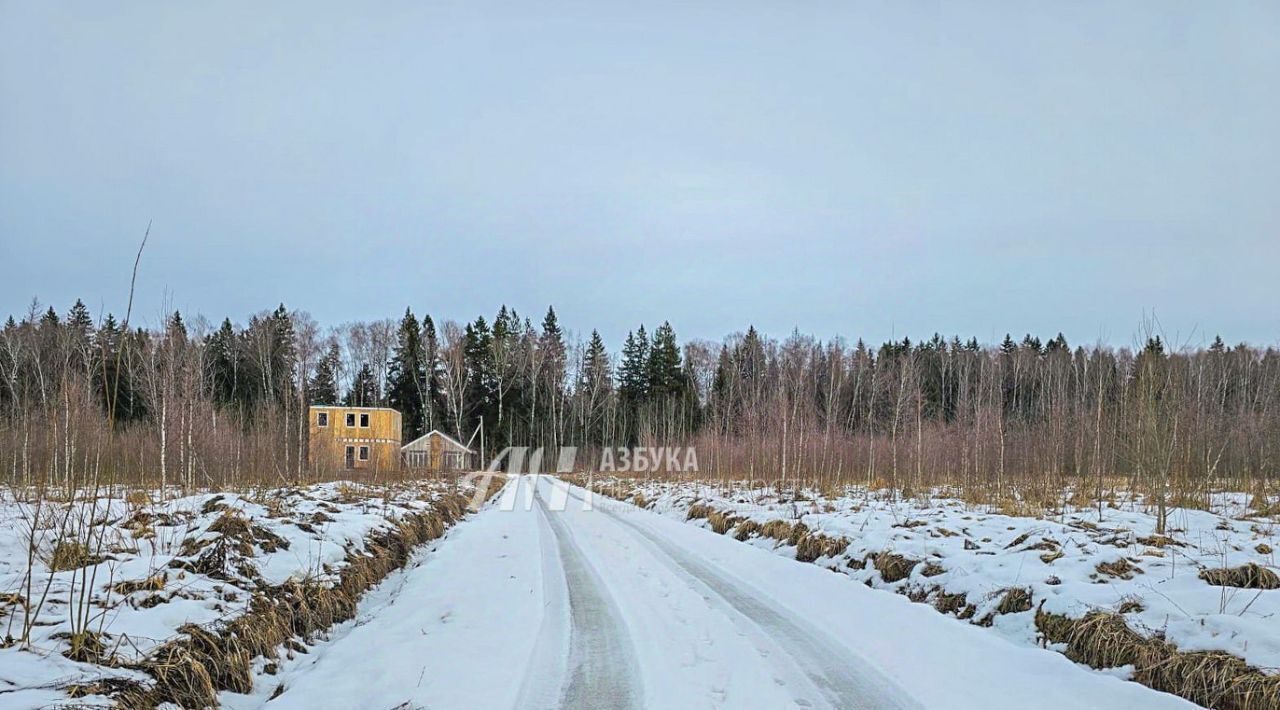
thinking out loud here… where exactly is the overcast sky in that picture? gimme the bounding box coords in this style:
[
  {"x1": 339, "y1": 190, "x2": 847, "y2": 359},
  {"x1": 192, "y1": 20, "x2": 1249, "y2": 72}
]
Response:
[{"x1": 2, "y1": 1, "x2": 1277, "y2": 349}]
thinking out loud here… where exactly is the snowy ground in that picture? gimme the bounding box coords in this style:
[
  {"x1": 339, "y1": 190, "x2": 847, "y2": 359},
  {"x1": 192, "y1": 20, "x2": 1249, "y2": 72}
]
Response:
[
  {"x1": 0, "y1": 480, "x2": 460, "y2": 708},
  {"x1": 228, "y1": 475, "x2": 1195, "y2": 709},
  {"x1": 594, "y1": 477, "x2": 1280, "y2": 677}
]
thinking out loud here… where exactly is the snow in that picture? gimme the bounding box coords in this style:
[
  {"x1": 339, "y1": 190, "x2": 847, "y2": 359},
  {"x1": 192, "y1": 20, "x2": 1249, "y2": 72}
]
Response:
[
  {"x1": 0, "y1": 480, "x2": 457, "y2": 707},
  {"x1": 229, "y1": 476, "x2": 1196, "y2": 709},
  {"x1": 3, "y1": 475, "x2": 1263, "y2": 708},
  {"x1": 599, "y1": 478, "x2": 1280, "y2": 675}
]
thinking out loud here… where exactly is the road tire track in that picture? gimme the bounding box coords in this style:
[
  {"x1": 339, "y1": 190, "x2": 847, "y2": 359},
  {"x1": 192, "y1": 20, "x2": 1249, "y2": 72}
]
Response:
[
  {"x1": 564, "y1": 484, "x2": 918, "y2": 710},
  {"x1": 534, "y1": 484, "x2": 643, "y2": 710}
]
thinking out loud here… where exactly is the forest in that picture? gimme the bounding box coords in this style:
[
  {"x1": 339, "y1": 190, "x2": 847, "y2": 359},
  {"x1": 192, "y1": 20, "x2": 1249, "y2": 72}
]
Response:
[{"x1": 2, "y1": 299, "x2": 1278, "y2": 515}]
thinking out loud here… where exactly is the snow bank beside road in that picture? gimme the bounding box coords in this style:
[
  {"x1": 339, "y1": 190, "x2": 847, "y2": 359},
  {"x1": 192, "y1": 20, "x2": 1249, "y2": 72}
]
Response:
[
  {"x1": 586, "y1": 477, "x2": 1280, "y2": 705},
  {"x1": 0, "y1": 480, "x2": 478, "y2": 707}
]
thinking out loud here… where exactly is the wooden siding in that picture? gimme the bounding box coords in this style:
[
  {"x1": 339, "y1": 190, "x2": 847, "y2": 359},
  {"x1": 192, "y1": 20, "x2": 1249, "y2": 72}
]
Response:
[{"x1": 308, "y1": 406, "x2": 402, "y2": 473}]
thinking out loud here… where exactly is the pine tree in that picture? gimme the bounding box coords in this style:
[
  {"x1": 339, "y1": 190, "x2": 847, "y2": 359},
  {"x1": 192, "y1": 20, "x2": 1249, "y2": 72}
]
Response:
[
  {"x1": 387, "y1": 308, "x2": 427, "y2": 441},
  {"x1": 309, "y1": 342, "x2": 342, "y2": 405}
]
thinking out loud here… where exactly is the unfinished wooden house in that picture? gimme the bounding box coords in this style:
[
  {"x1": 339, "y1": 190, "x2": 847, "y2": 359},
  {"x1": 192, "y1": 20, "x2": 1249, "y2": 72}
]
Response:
[
  {"x1": 308, "y1": 405, "x2": 403, "y2": 473},
  {"x1": 401, "y1": 430, "x2": 477, "y2": 472}
]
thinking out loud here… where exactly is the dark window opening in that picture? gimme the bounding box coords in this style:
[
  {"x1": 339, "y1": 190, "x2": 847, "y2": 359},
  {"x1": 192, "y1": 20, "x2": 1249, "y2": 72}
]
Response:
[
  {"x1": 358, "y1": 446, "x2": 370, "y2": 461},
  {"x1": 359, "y1": 413, "x2": 370, "y2": 428},
  {"x1": 317, "y1": 412, "x2": 329, "y2": 427},
  {"x1": 345, "y1": 412, "x2": 356, "y2": 427}
]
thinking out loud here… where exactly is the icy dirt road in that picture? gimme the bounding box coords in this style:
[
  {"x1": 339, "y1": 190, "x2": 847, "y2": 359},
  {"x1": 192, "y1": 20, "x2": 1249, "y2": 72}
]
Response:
[{"x1": 227, "y1": 476, "x2": 1195, "y2": 710}]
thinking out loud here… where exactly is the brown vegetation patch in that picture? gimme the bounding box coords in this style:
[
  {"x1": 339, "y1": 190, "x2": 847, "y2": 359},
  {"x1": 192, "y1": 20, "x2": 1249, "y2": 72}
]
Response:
[
  {"x1": 795, "y1": 534, "x2": 848, "y2": 563},
  {"x1": 1199, "y1": 564, "x2": 1280, "y2": 590},
  {"x1": 933, "y1": 590, "x2": 969, "y2": 615},
  {"x1": 1096, "y1": 558, "x2": 1142, "y2": 580},
  {"x1": 785, "y1": 522, "x2": 810, "y2": 547},
  {"x1": 995, "y1": 587, "x2": 1033, "y2": 615},
  {"x1": 1256, "y1": 543, "x2": 1272, "y2": 555},
  {"x1": 920, "y1": 561, "x2": 946, "y2": 577},
  {"x1": 760, "y1": 519, "x2": 797, "y2": 542},
  {"x1": 734, "y1": 520, "x2": 762, "y2": 541},
  {"x1": 50, "y1": 541, "x2": 100, "y2": 572},
  {"x1": 1036, "y1": 608, "x2": 1280, "y2": 709},
  {"x1": 872, "y1": 552, "x2": 919, "y2": 583},
  {"x1": 112, "y1": 574, "x2": 166, "y2": 596},
  {"x1": 686, "y1": 503, "x2": 714, "y2": 520},
  {"x1": 708, "y1": 511, "x2": 740, "y2": 535}
]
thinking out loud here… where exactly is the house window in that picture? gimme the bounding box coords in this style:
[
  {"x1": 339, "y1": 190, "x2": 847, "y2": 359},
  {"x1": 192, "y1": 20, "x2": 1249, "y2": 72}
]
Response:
[
  {"x1": 317, "y1": 412, "x2": 329, "y2": 427},
  {"x1": 345, "y1": 446, "x2": 356, "y2": 468},
  {"x1": 359, "y1": 413, "x2": 370, "y2": 428},
  {"x1": 358, "y1": 446, "x2": 370, "y2": 461},
  {"x1": 345, "y1": 412, "x2": 356, "y2": 427}
]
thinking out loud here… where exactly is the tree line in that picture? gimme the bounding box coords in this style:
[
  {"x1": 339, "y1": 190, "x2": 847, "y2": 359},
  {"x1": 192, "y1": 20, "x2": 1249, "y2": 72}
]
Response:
[{"x1": 3, "y1": 298, "x2": 1278, "y2": 512}]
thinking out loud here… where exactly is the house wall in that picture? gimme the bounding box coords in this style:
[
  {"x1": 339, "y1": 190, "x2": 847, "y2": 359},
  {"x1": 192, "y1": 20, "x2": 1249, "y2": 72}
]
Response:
[
  {"x1": 308, "y1": 406, "x2": 402, "y2": 473},
  {"x1": 402, "y1": 431, "x2": 476, "y2": 471}
]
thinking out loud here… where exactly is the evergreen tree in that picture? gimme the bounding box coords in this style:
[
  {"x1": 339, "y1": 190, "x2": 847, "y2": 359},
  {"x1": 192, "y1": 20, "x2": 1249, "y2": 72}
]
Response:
[
  {"x1": 618, "y1": 326, "x2": 650, "y2": 403},
  {"x1": 647, "y1": 321, "x2": 684, "y2": 398},
  {"x1": 345, "y1": 363, "x2": 380, "y2": 406},
  {"x1": 206, "y1": 318, "x2": 240, "y2": 408},
  {"x1": 387, "y1": 308, "x2": 427, "y2": 441},
  {"x1": 463, "y1": 317, "x2": 496, "y2": 437},
  {"x1": 420, "y1": 315, "x2": 447, "y2": 433},
  {"x1": 309, "y1": 342, "x2": 342, "y2": 405}
]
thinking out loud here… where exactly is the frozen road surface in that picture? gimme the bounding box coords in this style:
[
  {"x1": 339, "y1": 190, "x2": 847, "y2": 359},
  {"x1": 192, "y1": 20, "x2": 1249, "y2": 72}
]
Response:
[{"x1": 227, "y1": 476, "x2": 1195, "y2": 710}]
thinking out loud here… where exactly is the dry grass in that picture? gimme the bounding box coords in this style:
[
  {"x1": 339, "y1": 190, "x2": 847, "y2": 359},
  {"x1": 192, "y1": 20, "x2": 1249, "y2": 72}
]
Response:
[
  {"x1": 1096, "y1": 558, "x2": 1143, "y2": 580},
  {"x1": 1199, "y1": 564, "x2": 1280, "y2": 590},
  {"x1": 686, "y1": 503, "x2": 714, "y2": 520},
  {"x1": 872, "y1": 552, "x2": 920, "y2": 583},
  {"x1": 49, "y1": 541, "x2": 97, "y2": 572},
  {"x1": 101, "y1": 487, "x2": 495, "y2": 708},
  {"x1": 1036, "y1": 609, "x2": 1280, "y2": 709},
  {"x1": 734, "y1": 520, "x2": 762, "y2": 541},
  {"x1": 795, "y1": 534, "x2": 849, "y2": 563},
  {"x1": 707, "y1": 511, "x2": 740, "y2": 535},
  {"x1": 112, "y1": 574, "x2": 166, "y2": 596}
]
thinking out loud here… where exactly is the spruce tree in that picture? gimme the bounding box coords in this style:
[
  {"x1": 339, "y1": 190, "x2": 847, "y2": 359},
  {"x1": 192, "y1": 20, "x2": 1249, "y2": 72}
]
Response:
[
  {"x1": 345, "y1": 364, "x2": 380, "y2": 407},
  {"x1": 387, "y1": 308, "x2": 427, "y2": 441},
  {"x1": 420, "y1": 315, "x2": 447, "y2": 433},
  {"x1": 309, "y1": 342, "x2": 342, "y2": 405},
  {"x1": 647, "y1": 321, "x2": 684, "y2": 399},
  {"x1": 618, "y1": 328, "x2": 650, "y2": 403},
  {"x1": 463, "y1": 317, "x2": 496, "y2": 437}
]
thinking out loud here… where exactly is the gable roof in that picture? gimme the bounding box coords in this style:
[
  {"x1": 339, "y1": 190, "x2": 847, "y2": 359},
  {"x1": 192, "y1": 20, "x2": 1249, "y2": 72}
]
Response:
[{"x1": 400, "y1": 429, "x2": 474, "y2": 453}]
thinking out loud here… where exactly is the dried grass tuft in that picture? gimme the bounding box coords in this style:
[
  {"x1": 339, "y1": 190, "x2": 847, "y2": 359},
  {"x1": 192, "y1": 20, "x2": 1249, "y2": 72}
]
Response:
[
  {"x1": 708, "y1": 511, "x2": 740, "y2": 535},
  {"x1": 795, "y1": 534, "x2": 849, "y2": 563},
  {"x1": 50, "y1": 541, "x2": 97, "y2": 571},
  {"x1": 1199, "y1": 563, "x2": 1280, "y2": 590},
  {"x1": 1036, "y1": 608, "x2": 1280, "y2": 709},
  {"x1": 872, "y1": 552, "x2": 920, "y2": 583},
  {"x1": 686, "y1": 503, "x2": 714, "y2": 520},
  {"x1": 734, "y1": 520, "x2": 762, "y2": 541},
  {"x1": 112, "y1": 574, "x2": 166, "y2": 596},
  {"x1": 760, "y1": 519, "x2": 797, "y2": 542}
]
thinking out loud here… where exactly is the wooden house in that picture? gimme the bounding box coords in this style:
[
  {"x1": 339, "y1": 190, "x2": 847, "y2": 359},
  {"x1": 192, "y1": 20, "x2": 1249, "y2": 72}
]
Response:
[
  {"x1": 308, "y1": 405, "x2": 403, "y2": 473},
  {"x1": 401, "y1": 430, "x2": 477, "y2": 472}
]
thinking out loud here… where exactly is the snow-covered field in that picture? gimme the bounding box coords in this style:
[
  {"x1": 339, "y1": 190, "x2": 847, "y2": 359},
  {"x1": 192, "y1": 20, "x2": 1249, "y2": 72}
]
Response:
[
  {"x1": 221, "y1": 476, "x2": 1194, "y2": 709},
  {"x1": 3, "y1": 474, "x2": 1272, "y2": 708},
  {"x1": 589, "y1": 477, "x2": 1280, "y2": 686},
  {"x1": 0, "y1": 480, "x2": 469, "y2": 707}
]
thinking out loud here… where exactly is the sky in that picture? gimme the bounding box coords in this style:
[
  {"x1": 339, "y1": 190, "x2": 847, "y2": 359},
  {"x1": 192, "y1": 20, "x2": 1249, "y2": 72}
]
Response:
[{"x1": 2, "y1": 1, "x2": 1278, "y2": 350}]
